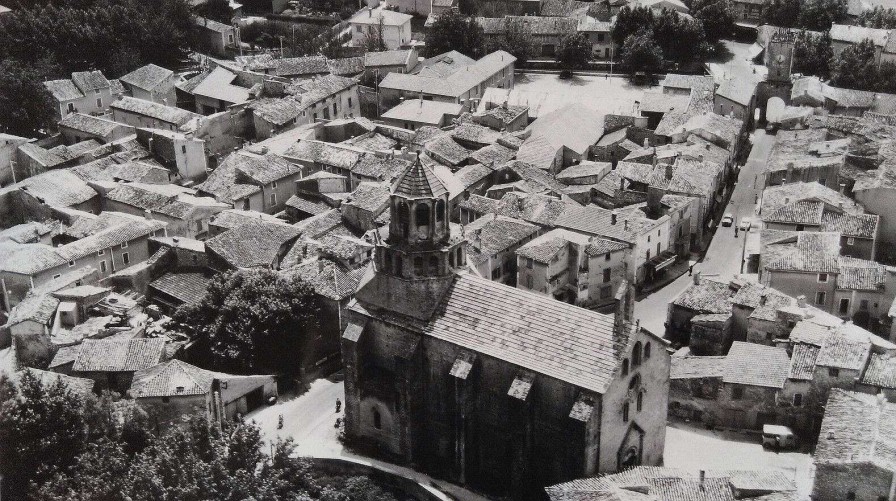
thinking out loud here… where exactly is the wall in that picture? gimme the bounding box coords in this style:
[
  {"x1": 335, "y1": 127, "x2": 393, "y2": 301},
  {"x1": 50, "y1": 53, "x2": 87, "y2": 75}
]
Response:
[
  {"x1": 855, "y1": 186, "x2": 896, "y2": 247},
  {"x1": 111, "y1": 108, "x2": 181, "y2": 132},
  {"x1": 137, "y1": 394, "x2": 211, "y2": 429},
  {"x1": 194, "y1": 105, "x2": 253, "y2": 162},
  {"x1": 763, "y1": 270, "x2": 836, "y2": 312},
  {"x1": 585, "y1": 247, "x2": 627, "y2": 308},
  {"x1": 59, "y1": 123, "x2": 134, "y2": 146}
]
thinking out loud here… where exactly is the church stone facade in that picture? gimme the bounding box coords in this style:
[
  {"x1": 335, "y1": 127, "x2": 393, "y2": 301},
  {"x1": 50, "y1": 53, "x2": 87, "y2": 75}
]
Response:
[{"x1": 341, "y1": 157, "x2": 671, "y2": 499}]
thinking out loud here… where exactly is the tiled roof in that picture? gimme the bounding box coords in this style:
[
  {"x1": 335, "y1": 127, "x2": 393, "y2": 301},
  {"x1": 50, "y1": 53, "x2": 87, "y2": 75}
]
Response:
[
  {"x1": 477, "y1": 16, "x2": 577, "y2": 36},
  {"x1": 349, "y1": 7, "x2": 412, "y2": 26},
  {"x1": 328, "y1": 56, "x2": 364, "y2": 76},
  {"x1": 392, "y1": 156, "x2": 448, "y2": 198},
  {"x1": 861, "y1": 353, "x2": 896, "y2": 389},
  {"x1": 283, "y1": 140, "x2": 364, "y2": 171},
  {"x1": 0, "y1": 167, "x2": 98, "y2": 207},
  {"x1": 423, "y1": 134, "x2": 471, "y2": 166},
  {"x1": 837, "y1": 257, "x2": 886, "y2": 291},
  {"x1": 830, "y1": 23, "x2": 891, "y2": 46},
  {"x1": 661, "y1": 74, "x2": 716, "y2": 92},
  {"x1": 210, "y1": 209, "x2": 283, "y2": 230},
  {"x1": 131, "y1": 359, "x2": 217, "y2": 397},
  {"x1": 763, "y1": 232, "x2": 841, "y2": 273},
  {"x1": 649, "y1": 477, "x2": 735, "y2": 501},
  {"x1": 788, "y1": 343, "x2": 819, "y2": 380},
  {"x1": 723, "y1": 341, "x2": 790, "y2": 388},
  {"x1": 764, "y1": 200, "x2": 823, "y2": 225},
  {"x1": 72, "y1": 338, "x2": 166, "y2": 372},
  {"x1": 382, "y1": 99, "x2": 463, "y2": 125},
  {"x1": 454, "y1": 163, "x2": 492, "y2": 189},
  {"x1": 815, "y1": 389, "x2": 896, "y2": 470},
  {"x1": 716, "y1": 77, "x2": 757, "y2": 107},
  {"x1": 234, "y1": 153, "x2": 298, "y2": 185},
  {"x1": 195, "y1": 153, "x2": 263, "y2": 202},
  {"x1": 119, "y1": 64, "x2": 172, "y2": 91},
  {"x1": 343, "y1": 182, "x2": 390, "y2": 213},
  {"x1": 466, "y1": 215, "x2": 538, "y2": 255},
  {"x1": 194, "y1": 15, "x2": 232, "y2": 33},
  {"x1": 6, "y1": 292, "x2": 59, "y2": 326},
  {"x1": 585, "y1": 237, "x2": 629, "y2": 256},
  {"x1": 272, "y1": 55, "x2": 329, "y2": 77},
  {"x1": 379, "y1": 50, "x2": 515, "y2": 99},
  {"x1": 341, "y1": 132, "x2": 397, "y2": 151},
  {"x1": 451, "y1": 122, "x2": 502, "y2": 146},
  {"x1": 249, "y1": 97, "x2": 305, "y2": 126},
  {"x1": 516, "y1": 234, "x2": 568, "y2": 263},
  {"x1": 285, "y1": 195, "x2": 331, "y2": 216},
  {"x1": 71, "y1": 70, "x2": 110, "y2": 93},
  {"x1": 190, "y1": 66, "x2": 253, "y2": 104},
  {"x1": 289, "y1": 258, "x2": 366, "y2": 300},
  {"x1": 670, "y1": 355, "x2": 726, "y2": 379},
  {"x1": 555, "y1": 203, "x2": 661, "y2": 244},
  {"x1": 17, "y1": 368, "x2": 95, "y2": 394},
  {"x1": 58, "y1": 113, "x2": 123, "y2": 137},
  {"x1": 364, "y1": 49, "x2": 414, "y2": 67},
  {"x1": 816, "y1": 332, "x2": 871, "y2": 370},
  {"x1": 760, "y1": 182, "x2": 860, "y2": 219},
  {"x1": 44, "y1": 79, "x2": 84, "y2": 101},
  {"x1": 821, "y1": 212, "x2": 878, "y2": 238},
  {"x1": 149, "y1": 272, "x2": 212, "y2": 304},
  {"x1": 111, "y1": 96, "x2": 199, "y2": 126},
  {"x1": 672, "y1": 278, "x2": 733, "y2": 313},
  {"x1": 419, "y1": 273, "x2": 627, "y2": 394},
  {"x1": 352, "y1": 155, "x2": 411, "y2": 182},
  {"x1": 206, "y1": 220, "x2": 301, "y2": 269}
]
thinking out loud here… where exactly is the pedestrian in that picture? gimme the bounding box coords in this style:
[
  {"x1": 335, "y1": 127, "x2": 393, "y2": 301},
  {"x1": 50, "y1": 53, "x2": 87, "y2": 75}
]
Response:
[
  {"x1": 689, "y1": 264, "x2": 694, "y2": 276},
  {"x1": 734, "y1": 227, "x2": 739, "y2": 238},
  {"x1": 334, "y1": 417, "x2": 341, "y2": 428},
  {"x1": 335, "y1": 398, "x2": 342, "y2": 413},
  {"x1": 277, "y1": 414, "x2": 284, "y2": 430}
]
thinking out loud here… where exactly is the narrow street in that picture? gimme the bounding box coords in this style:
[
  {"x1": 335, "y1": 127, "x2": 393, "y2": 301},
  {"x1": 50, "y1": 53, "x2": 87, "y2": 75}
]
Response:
[{"x1": 635, "y1": 130, "x2": 775, "y2": 336}]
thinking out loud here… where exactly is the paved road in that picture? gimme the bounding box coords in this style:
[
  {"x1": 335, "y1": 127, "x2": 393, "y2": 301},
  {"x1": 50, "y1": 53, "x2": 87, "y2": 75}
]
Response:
[{"x1": 634, "y1": 131, "x2": 775, "y2": 336}]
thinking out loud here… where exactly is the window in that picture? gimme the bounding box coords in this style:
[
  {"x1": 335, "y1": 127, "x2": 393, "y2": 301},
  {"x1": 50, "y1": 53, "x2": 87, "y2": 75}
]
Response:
[
  {"x1": 98, "y1": 249, "x2": 104, "y2": 256},
  {"x1": 395, "y1": 255, "x2": 403, "y2": 277},
  {"x1": 839, "y1": 298, "x2": 850, "y2": 315},
  {"x1": 605, "y1": 252, "x2": 611, "y2": 261},
  {"x1": 819, "y1": 178, "x2": 826, "y2": 186},
  {"x1": 646, "y1": 250, "x2": 650, "y2": 260},
  {"x1": 68, "y1": 260, "x2": 75, "y2": 267},
  {"x1": 272, "y1": 181, "x2": 278, "y2": 189},
  {"x1": 815, "y1": 291, "x2": 826, "y2": 305},
  {"x1": 861, "y1": 299, "x2": 869, "y2": 310},
  {"x1": 829, "y1": 367, "x2": 840, "y2": 377},
  {"x1": 53, "y1": 274, "x2": 61, "y2": 279},
  {"x1": 414, "y1": 256, "x2": 425, "y2": 275},
  {"x1": 601, "y1": 285, "x2": 612, "y2": 299},
  {"x1": 622, "y1": 359, "x2": 629, "y2": 376},
  {"x1": 270, "y1": 193, "x2": 277, "y2": 206},
  {"x1": 846, "y1": 493, "x2": 855, "y2": 501},
  {"x1": 648, "y1": 235, "x2": 650, "y2": 242},
  {"x1": 373, "y1": 408, "x2": 381, "y2": 429},
  {"x1": 121, "y1": 241, "x2": 128, "y2": 249},
  {"x1": 622, "y1": 402, "x2": 630, "y2": 422},
  {"x1": 435, "y1": 199, "x2": 446, "y2": 222},
  {"x1": 817, "y1": 273, "x2": 828, "y2": 283},
  {"x1": 732, "y1": 386, "x2": 744, "y2": 400},
  {"x1": 793, "y1": 393, "x2": 803, "y2": 407},
  {"x1": 242, "y1": 199, "x2": 250, "y2": 210},
  {"x1": 795, "y1": 224, "x2": 805, "y2": 231},
  {"x1": 603, "y1": 268, "x2": 611, "y2": 283},
  {"x1": 491, "y1": 266, "x2": 500, "y2": 280},
  {"x1": 597, "y1": 33, "x2": 605, "y2": 42},
  {"x1": 415, "y1": 203, "x2": 430, "y2": 230},
  {"x1": 122, "y1": 252, "x2": 129, "y2": 265},
  {"x1": 229, "y1": 34, "x2": 234, "y2": 43},
  {"x1": 636, "y1": 391, "x2": 643, "y2": 412},
  {"x1": 100, "y1": 261, "x2": 107, "y2": 273},
  {"x1": 644, "y1": 342, "x2": 651, "y2": 360},
  {"x1": 96, "y1": 98, "x2": 102, "y2": 108},
  {"x1": 67, "y1": 103, "x2": 75, "y2": 113},
  {"x1": 333, "y1": 102, "x2": 337, "y2": 115},
  {"x1": 348, "y1": 97, "x2": 352, "y2": 108},
  {"x1": 181, "y1": 145, "x2": 187, "y2": 154},
  {"x1": 429, "y1": 256, "x2": 439, "y2": 274},
  {"x1": 526, "y1": 258, "x2": 533, "y2": 269},
  {"x1": 632, "y1": 342, "x2": 642, "y2": 366},
  {"x1": 526, "y1": 275, "x2": 533, "y2": 289},
  {"x1": 847, "y1": 237, "x2": 855, "y2": 245}
]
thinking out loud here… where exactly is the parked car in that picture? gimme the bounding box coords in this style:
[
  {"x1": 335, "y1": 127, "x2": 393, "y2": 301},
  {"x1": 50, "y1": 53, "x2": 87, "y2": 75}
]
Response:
[
  {"x1": 721, "y1": 213, "x2": 734, "y2": 227},
  {"x1": 739, "y1": 217, "x2": 752, "y2": 231},
  {"x1": 762, "y1": 424, "x2": 797, "y2": 450}
]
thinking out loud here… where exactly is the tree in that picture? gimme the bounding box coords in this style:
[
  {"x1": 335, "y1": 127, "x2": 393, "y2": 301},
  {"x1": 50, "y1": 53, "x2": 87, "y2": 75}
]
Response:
[
  {"x1": 689, "y1": 0, "x2": 734, "y2": 42},
  {"x1": 424, "y1": 9, "x2": 485, "y2": 58},
  {"x1": 620, "y1": 30, "x2": 664, "y2": 73},
  {"x1": 797, "y1": 0, "x2": 847, "y2": 30},
  {"x1": 174, "y1": 269, "x2": 321, "y2": 375},
  {"x1": 653, "y1": 9, "x2": 706, "y2": 64},
  {"x1": 361, "y1": 17, "x2": 387, "y2": 52},
  {"x1": 830, "y1": 38, "x2": 879, "y2": 91},
  {"x1": 612, "y1": 6, "x2": 655, "y2": 46},
  {"x1": 876, "y1": 61, "x2": 896, "y2": 93},
  {"x1": 859, "y1": 6, "x2": 896, "y2": 28},
  {"x1": 487, "y1": 17, "x2": 536, "y2": 65},
  {"x1": 761, "y1": 0, "x2": 801, "y2": 28},
  {"x1": 196, "y1": 0, "x2": 233, "y2": 23},
  {"x1": 0, "y1": 59, "x2": 55, "y2": 137},
  {"x1": 793, "y1": 30, "x2": 833, "y2": 78},
  {"x1": 556, "y1": 32, "x2": 591, "y2": 70}
]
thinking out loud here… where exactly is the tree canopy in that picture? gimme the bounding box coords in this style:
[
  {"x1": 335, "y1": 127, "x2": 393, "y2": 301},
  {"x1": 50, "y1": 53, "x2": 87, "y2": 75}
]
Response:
[
  {"x1": 556, "y1": 32, "x2": 592, "y2": 70},
  {"x1": 859, "y1": 6, "x2": 896, "y2": 28},
  {"x1": 195, "y1": 0, "x2": 234, "y2": 23},
  {"x1": 687, "y1": 0, "x2": 734, "y2": 42},
  {"x1": 793, "y1": 30, "x2": 832, "y2": 79},
  {"x1": 174, "y1": 269, "x2": 321, "y2": 376},
  {"x1": 620, "y1": 30, "x2": 664, "y2": 73},
  {"x1": 0, "y1": 60, "x2": 56, "y2": 137},
  {"x1": 761, "y1": 0, "x2": 847, "y2": 30},
  {"x1": 424, "y1": 9, "x2": 486, "y2": 58},
  {"x1": 486, "y1": 17, "x2": 537, "y2": 65},
  {"x1": 830, "y1": 38, "x2": 879, "y2": 91}
]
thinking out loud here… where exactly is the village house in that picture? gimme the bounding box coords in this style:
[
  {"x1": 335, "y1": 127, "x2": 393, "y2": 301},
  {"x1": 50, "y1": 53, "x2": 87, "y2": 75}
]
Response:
[
  {"x1": 196, "y1": 152, "x2": 300, "y2": 213},
  {"x1": 44, "y1": 70, "x2": 116, "y2": 119},
  {"x1": 130, "y1": 359, "x2": 277, "y2": 428},
  {"x1": 377, "y1": 50, "x2": 516, "y2": 112},
  {"x1": 194, "y1": 16, "x2": 239, "y2": 56},
  {"x1": 829, "y1": 24, "x2": 895, "y2": 67},
  {"x1": 472, "y1": 103, "x2": 529, "y2": 132},
  {"x1": 249, "y1": 75, "x2": 360, "y2": 140},
  {"x1": 348, "y1": 7, "x2": 413, "y2": 50},
  {"x1": 110, "y1": 96, "x2": 201, "y2": 133},
  {"x1": 791, "y1": 76, "x2": 896, "y2": 117},
  {"x1": 465, "y1": 215, "x2": 540, "y2": 286},
  {"x1": 57, "y1": 113, "x2": 135, "y2": 145},
  {"x1": 342, "y1": 158, "x2": 670, "y2": 498},
  {"x1": 813, "y1": 389, "x2": 896, "y2": 501},
  {"x1": 58, "y1": 337, "x2": 168, "y2": 393},
  {"x1": 118, "y1": 64, "x2": 177, "y2": 106},
  {"x1": 103, "y1": 183, "x2": 229, "y2": 239},
  {"x1": 381, "y1": 99, "x2": 465, "y2": 130},
  {"x1": 363, "y1": 49, "x2": 419, "y2": 80},
  {"x1": 205, "y1": 219, "x2": 301, "y2": 271},
  {"x1": 517, "y1": 105, "x2": 606, "y2": 173},
  {"x1": 760, "y1": 128, "x2": 845, "y2": 190},
  {"x1": 180, "y1": 66, "x2": 254, "y2": 116}
]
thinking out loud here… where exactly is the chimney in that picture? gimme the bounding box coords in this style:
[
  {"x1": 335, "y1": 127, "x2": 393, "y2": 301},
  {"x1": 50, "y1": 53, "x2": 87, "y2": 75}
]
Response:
[
  {"x1": 698, "y1": 154, "x2": 704, "y2": 162},
  {"x1": 665, "y1": 163, "x2": 673, "y2": 180},
  {"x1": 369, "y1": 7, "x2": 372, "y2": 16},
  {"x1": 172, "y1": 237, "x2": 180, "y2": 244},
  {"x1": 611, "y1": 210, "x2": 618, "y2": 225},
  {"x1": 144, "y1": 209, "x2": 153, "y2": 220},
  {"x1": 699, "y1": 470, "x2": 706, "y2": 491},
  {"x1": 624, "y1": 219, "x2": 629, "y2": 231},
  {"x1": 797, "y1": 294, "x2": 806, "y2": 308},
  {"x1": 693, "y1": 270, "x2": 701, "y2": 285},
  {"x1": 839, "y1": 182, "x2": 846, "y2": 194},
  {"x1": 759, "y1": 293, "x2": 767, "y2": 306},
  {"x1": 643, "y1": 137, "x2": 649, "y2": 148}
]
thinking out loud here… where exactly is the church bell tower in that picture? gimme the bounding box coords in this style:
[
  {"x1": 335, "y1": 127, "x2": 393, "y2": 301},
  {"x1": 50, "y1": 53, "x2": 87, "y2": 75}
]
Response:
[{"x1": 375, "y1": 155, "x2": 465, "y2": 280}]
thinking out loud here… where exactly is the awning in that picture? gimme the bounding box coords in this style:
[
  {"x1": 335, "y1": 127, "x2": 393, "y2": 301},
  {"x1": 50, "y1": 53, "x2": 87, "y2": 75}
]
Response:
[
  {"x1": 747, "y1": 43, "x2": 764, "y2": 62},
  {"x1": 647, "y1": 250, "x2": 677, "y2": 272}
]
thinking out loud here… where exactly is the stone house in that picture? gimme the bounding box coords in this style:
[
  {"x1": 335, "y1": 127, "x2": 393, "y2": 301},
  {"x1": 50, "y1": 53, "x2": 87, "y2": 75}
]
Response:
[
  {"x1": 110, "y1": 97, "x2": 201, "y2": 133},
  {"x1": 44, "y1": 70, "x2": 115, "y2": 119},
  {"x1": 194, "y1": 16, "x2": 238, "y2": 56},
  {"x1": 118, "y1": 64, "x2": 177, "y2": 106},
  {"x1": 342, "y1": 158, "x2": 670, "y2": 498},
  {"x1": 760, "y1": 129, "x2": 844, "y2": 190},
  {"x1": 130, "y1": 359, "x2": 276, "y2": 428},
  {"x1": 103, "y1": 183, "x2": 229, "y2": 239},
  {"x1": 348, "y1": 8, "x2": 413, "y2": 50},
  {"x1": 60, "y1": 337, "x2": 167, "y2": 393},
  {"x1": 58, "y1": 113, "x2": 135, "y2": 145},
  {"x1": 465, "y1": 215, "x2": 539, "y2": 287}
]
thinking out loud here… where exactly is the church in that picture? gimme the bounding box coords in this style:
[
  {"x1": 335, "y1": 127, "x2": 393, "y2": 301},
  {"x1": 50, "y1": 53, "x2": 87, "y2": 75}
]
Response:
[{"x1": 341, "y1": 157, "x2": 671, "y2": 499}]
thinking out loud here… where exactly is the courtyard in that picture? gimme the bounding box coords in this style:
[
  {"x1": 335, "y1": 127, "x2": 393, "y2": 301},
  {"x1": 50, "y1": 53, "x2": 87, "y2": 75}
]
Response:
[{"x1": 507, "y1": 72, "x2": 661, "y2": 118}]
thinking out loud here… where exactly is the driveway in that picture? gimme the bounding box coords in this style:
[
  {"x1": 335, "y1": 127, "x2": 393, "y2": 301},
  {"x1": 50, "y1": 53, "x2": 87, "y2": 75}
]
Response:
[{"x1": 665, "y1": 422, "x2": 814, "y2": 498}]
